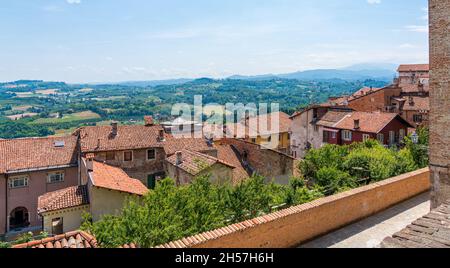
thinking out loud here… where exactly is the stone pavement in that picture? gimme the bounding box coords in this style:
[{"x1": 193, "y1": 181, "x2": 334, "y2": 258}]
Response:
[
  {"x1": 381, "y1": 199, "x2": 450, "y2": 248},
  {"x1": 300, "y1": 193, "x2": 431, "y2": 248}
]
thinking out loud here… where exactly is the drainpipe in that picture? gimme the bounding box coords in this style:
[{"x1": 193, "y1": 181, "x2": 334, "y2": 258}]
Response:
[{"x1": 5, "y1": 174, "x2": 8, "y2": 234}]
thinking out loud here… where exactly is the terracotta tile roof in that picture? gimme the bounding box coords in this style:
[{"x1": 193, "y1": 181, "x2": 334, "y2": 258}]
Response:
[
  {"x1": 381, "y1": 200, "x2": 450, "y2": 248},
  {"x1": 77, "y1": 124, "x2": 213, "y2": 156},
  {"x1": 398, "y1": 64, "x2": 429, "y2": 72},
  {"x1": 0, "y1": 136, "x2": 78, "y2": 174},
  {"x1": 12, "y1": 231, "x2": 98, "y2": 249},
  {"x1": 226, "y1": 112, "x2": 292, "y2": 138},
  {"x1": 77, "y1": 125, "x2": 166, "y2": 153},
  {"x1": 402, "y1": 96, "x2": 430, "y2": 111},
  {"x1": 162, "y1": 137, "x2": 215, "y2": 156},
  {"x1": 38, "y1": 185, "x2": 89, "y2": 214},
  {"x1": 166, "y1": 150, "x2": 235, "y2": 176},
  {"x1": 215, "y1": 145, "x2": 250, "y2": 184},
  {"x1": 334, "y1": 112, "x2": 403, "y2": 133},
  {"x1": 316, "y1": 110, "x2": 353, "y2": 128},
  {"x1": 90, "y1": 161, "x2": 149, "y2": 196}
]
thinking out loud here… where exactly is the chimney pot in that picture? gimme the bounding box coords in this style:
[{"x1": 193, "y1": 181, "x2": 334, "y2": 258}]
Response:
[
  {"x1": 158, "y1": 129, "x2": 165, "y2": 141},
  {"x1": 111, "y1": 122, "x2": 118, "y2": 136},
  {"x1": 144, "y1": 116, "x2": 154, "y2": 126},
  {"x1": 354, "y1": 119, "x2": 360, "y2": 129},
  {"x1": 176, "y1": 152, "x2": 183, "y2": 165}
]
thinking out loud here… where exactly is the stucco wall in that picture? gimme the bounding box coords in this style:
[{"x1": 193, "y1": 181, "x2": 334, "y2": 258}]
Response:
[
  {"x1": 159, "y1": 168, "x2": 430, "y2": 248},
  {"x1": 42, "y1": 205, "x2": 89, "y2": 234},
  {"x1": 0, "y1": 175, "x2": 6, "y2": 235},
  {"x1": 290, "y1": 109, "x2": 324, "y2": 159},
  {"x1": 166, "y1": 163, "x2": 234, "y2": 186},
  {"x1": 2, "y1": 167, "x2": 78, "y2": 234},
  {"x1": 91, "y1": 148, "x2": 166, "y2": 187},
  {"x1": 88, "y1": 181, "x2": 137, "y2": 222}
]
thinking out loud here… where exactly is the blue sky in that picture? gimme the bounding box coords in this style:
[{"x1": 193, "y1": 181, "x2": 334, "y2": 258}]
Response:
[{"x1": 0, "y1": 0, "x2": 428, "y2": 83}]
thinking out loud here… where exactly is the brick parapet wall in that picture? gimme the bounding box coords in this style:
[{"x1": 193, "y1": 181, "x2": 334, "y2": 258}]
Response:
[{"x1": 157, "y1": 168, "x2": 430, "y2": 248}]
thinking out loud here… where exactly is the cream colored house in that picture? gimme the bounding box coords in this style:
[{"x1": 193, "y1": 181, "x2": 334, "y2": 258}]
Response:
[{"x1": 38, "y1": 159, "x2": 148, "y2": 235}]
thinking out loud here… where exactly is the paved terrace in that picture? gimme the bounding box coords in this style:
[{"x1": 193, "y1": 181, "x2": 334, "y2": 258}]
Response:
[{"x1": 300, "y1": 192, "x2": 431, "y2": 248}]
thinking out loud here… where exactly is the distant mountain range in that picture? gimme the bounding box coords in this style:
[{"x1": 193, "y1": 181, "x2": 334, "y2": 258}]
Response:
[{"x1": 111, "y1": 63, "x2": 398, "y2": 87}]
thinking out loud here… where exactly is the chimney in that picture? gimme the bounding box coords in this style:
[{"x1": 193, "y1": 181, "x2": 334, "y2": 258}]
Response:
[
  {"x1": 86, "y1": 154, "x2": 94, "y2": 172},
  {"x1": 176, "y1": 152, "x2": 183, "y2": 165},
  {"x1": 111, "y1": 121, "x2": 118, "y2": 136},
  {"x1": 158, "y1": 129, "x2": 165, "y2": 141},
  {"x1": 144, "y1": 116, "x2": 154, "y2": 126},
  {"x1": 354, "y1": 119, "x2": 360, "y2": 130}
]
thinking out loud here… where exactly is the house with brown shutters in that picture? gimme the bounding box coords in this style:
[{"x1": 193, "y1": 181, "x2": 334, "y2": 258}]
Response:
[{"x1": 318, "y1": 111, "x2": 413, "y2": 146}]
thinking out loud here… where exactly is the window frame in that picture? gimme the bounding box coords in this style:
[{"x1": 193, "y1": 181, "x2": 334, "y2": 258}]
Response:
[
  {"x1": 47, "y1": 171, "x2": 65, "y2": 184},
  {"x1": 362, "y1": 134, "x2": 371, "y2": 142},
  {"x1": 377, "y1": 133, "x2": 385, "y2": 144},
  {"x1": 8, "y1": 175, "x2": 29, "y2": 189},
  {"x1": 342, "y1": 130, "x2": 353, "y2": 142},
  {"x1": 147, "y1": 149, "x2": 156, "y2": 161},
  {"x1": 123, "y1": 151, "x2": 133, "y2": 162}
]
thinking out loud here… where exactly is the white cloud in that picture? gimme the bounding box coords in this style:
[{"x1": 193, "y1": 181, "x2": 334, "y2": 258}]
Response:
[
  {"x1": 405, "y1": 25, "x2": 428, "y2": 33},
  {"x1": 67, "y1": 0, "x2": 81, "y2": 4},
  {"x1": 399, "y1": 43, "x2": 416, "y2": 49},
  {"x1": 367, "y1": 0, "x2": 381, "y2": 5}
]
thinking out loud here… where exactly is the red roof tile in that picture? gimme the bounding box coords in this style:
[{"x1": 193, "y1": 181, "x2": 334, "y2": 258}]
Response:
[
  {"x1": 90, "y1": 161, "x2": 148, "y2": 196},
  {"x1": 0, "y1": 136, "x2": 78, "y2": 174},
  {"x1": 166, "y1": 150, "x2": 235, "y2": 176},
  {"x1": 402, "y1": 96, "x2": 430, "y2": 111},
  {"x1": 398, "y1": 64, "x2": 429, "y2": 72},
  {"x1": 334, "y1": 112, "x2": 405, "y2": 133},
  {"x1": 38, "y1": 185, "x2": 89, "y2": 214},
  {"x1": 12, "y1": 231, "x2": 98, "y2": 249},
  {"x1": 77, "y1": 124, "x2": 213, "y2": 156}
]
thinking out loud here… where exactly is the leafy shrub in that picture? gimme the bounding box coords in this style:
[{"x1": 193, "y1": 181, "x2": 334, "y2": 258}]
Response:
[{"x1": 316, "y1": 167, "x2": 356, "y2": 195}]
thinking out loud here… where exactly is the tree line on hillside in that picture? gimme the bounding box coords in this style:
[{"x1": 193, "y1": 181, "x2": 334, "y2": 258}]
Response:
[{"x1": 82, "y1": 129, "x2": 429, "y2": 248}]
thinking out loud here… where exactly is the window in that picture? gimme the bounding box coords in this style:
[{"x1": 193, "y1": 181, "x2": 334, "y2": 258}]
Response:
[
  {"x1": 342, "y1": 130, "x2": 352, "y2": 141},
  {"x1": 389, "y1": 131, "x2": 396, "y2": 145},
  {"x1": 314, "y1": 125, "x2": 319, "y2": 132},
  {"x1": 323, "y1": 131, "x2": 330, "y2": 143},
  {"x1": 331, "y1": 132, "x2": 337, "y2": 139},
  {"x1": 147, "y1": 149, "x2": 156, "y2": 161},
  {"x1": 268, "y1": 136, "x2": 272, "y2": 142},
  {"x1": 251, "y1": 138, "x2": 256, "y2": 143},
  {"x1": 106, "y1": 151, "x2": 115, "y2": 161},
  {"x1": 279, "y1": 134, "x2": 282, "y2": 142},
  {"x1": 48, "y1": 171, "x2": 64, "y2": 184},
  {"x1": 399, "y1": 129, "x2": 406, "y2": 141},
  {"x1": 362, "y1": 134, "x2": 371, "y2": 142},
  {"x1": 8, "y1": 176, "x2": 29, "y2": 189},
  {"x1": 413, "y1": 114, "x2": 423, "y2": 123},
  {"x1": 287, "y1": 133, "x2": 291, "y2": 140},
  {"x1": 377, "y1": 133, "x2": 385, "y2": 144},
  {"x1": 52, "y1": 218, "x2": 64, "y2": 235},
  {"x1": 124, "y1": 151, "x2": 133, "y2": 162}
]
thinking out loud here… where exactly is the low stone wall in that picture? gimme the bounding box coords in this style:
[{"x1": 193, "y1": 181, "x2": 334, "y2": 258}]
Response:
[{"x1": 157, "y1": 168, "x2": 431, "y2": 248}]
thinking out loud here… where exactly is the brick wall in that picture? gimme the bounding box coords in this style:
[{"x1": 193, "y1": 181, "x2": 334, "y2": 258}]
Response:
[
  {"x1": 429, "y1": 0, "x2": 450, "y2": 208},
  {"x1": 157, "y1": 168, "x2": 430, "y2": 248}
]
